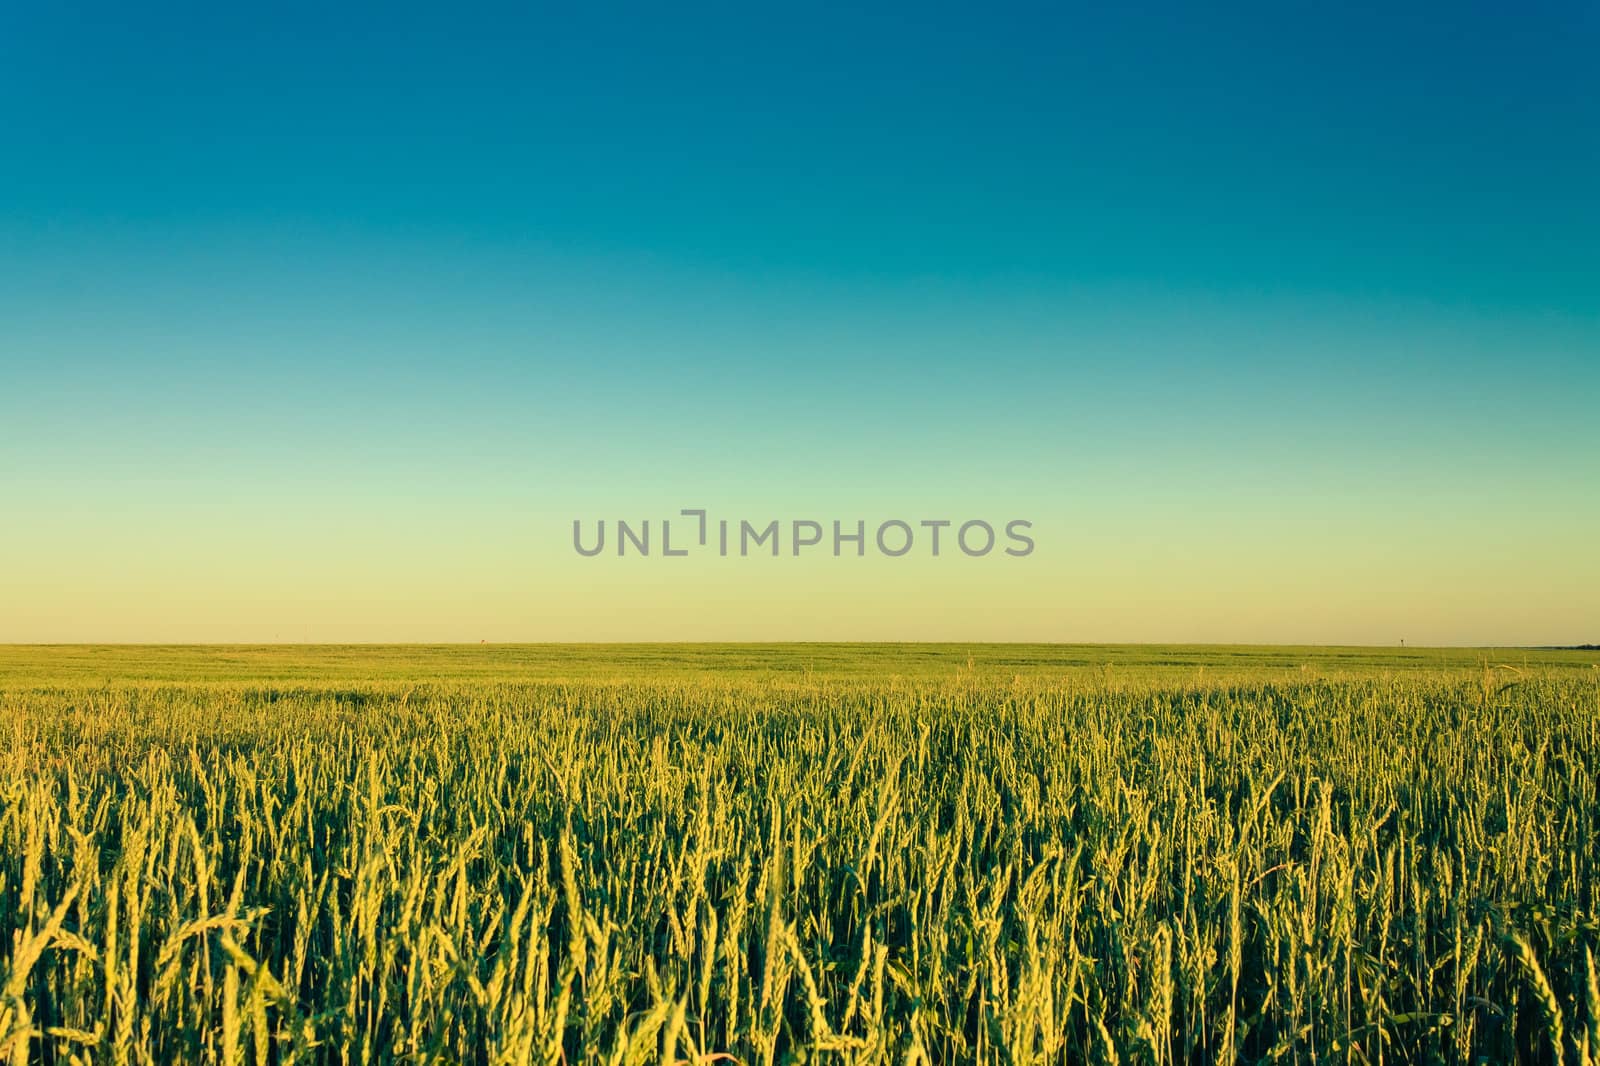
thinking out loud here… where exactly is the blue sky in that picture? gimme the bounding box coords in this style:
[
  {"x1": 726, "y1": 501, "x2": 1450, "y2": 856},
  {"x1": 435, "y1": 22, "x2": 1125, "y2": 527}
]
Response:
[
  {"x1": 2, "y1": 2, "x2": 1597, "y2": 642},
  {"x1": 5, "y1": 3, "x2": 1597, "y2": 303}
]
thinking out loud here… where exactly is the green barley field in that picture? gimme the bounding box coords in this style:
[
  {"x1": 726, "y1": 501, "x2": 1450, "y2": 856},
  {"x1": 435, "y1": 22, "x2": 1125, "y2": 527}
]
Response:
[{"x1": 3, "y1": 644, "x2": 1598, "y2": 1064}]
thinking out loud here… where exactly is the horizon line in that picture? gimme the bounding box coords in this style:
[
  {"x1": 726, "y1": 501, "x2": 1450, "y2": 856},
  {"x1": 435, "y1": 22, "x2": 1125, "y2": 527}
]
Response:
[{"x1": 3, "y1": 640, "x2": 1595, "y2": 651}]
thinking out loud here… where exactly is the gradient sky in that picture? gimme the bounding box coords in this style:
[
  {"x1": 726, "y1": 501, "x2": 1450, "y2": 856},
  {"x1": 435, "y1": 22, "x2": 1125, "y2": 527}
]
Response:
[{"x1": 2, "y1": 1, "x2": 1597, "y2": 643}]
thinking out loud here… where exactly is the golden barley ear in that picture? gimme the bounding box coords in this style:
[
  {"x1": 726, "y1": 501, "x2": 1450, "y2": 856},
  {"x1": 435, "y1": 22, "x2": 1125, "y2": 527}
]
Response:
[
  {"x1": 1511, "y1": 930, "x2": 1566, "y2": 1063},
  {"x1": 1585, "y1": 947, "x2": 1600, "y2": 1066}
]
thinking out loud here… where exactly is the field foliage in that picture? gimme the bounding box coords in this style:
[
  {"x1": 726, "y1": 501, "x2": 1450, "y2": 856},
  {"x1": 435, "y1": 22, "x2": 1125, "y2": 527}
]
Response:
[{"x1": 2, "y1": 645, "x2": 1598, "y2": 1064}]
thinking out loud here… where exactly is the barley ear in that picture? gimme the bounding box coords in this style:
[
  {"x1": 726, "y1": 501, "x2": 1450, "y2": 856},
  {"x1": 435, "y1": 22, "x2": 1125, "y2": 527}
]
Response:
[
  {"x1": 1585, "y1": 946, "x2": 1599, "y2": 1066},
  {"x1": 1511, "y1": 930, "x2": 1565, "y2": 1063}
]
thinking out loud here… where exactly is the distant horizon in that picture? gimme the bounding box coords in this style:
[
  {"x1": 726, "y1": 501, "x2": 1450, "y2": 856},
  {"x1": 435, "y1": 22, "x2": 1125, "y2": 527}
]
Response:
[{"x1": 3, "y1": 640, "x2": 1596, "y2": 651}]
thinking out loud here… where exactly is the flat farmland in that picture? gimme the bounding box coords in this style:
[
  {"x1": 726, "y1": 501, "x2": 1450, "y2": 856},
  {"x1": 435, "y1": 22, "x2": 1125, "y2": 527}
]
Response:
[{"x1": 2, "y1": 645, "x2": 1597, "y2": 1063}]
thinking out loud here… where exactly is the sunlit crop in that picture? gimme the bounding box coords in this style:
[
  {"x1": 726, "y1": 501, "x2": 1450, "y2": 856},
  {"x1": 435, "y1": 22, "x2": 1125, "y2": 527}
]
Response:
[{"x1": 3, "y1": 646, "x2": 1597, "y2": 1063}]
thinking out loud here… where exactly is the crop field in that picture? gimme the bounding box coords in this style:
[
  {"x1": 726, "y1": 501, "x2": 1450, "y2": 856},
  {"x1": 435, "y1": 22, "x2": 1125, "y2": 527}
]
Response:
[{"x1": 2, "y1": 643, "x2": 1598, "y2": 1065}]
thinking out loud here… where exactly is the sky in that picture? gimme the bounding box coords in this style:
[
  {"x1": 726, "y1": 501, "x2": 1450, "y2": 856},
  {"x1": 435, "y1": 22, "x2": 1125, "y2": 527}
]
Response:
[{"x1": 2, "y1": 1, "x2": 1597, "y2": 644}]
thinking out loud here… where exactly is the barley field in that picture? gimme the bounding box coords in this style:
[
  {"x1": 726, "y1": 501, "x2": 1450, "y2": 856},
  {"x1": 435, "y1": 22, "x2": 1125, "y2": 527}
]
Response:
[{"x1": 2, "y1": 644, "x2": 1598, "y2": 1064}]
